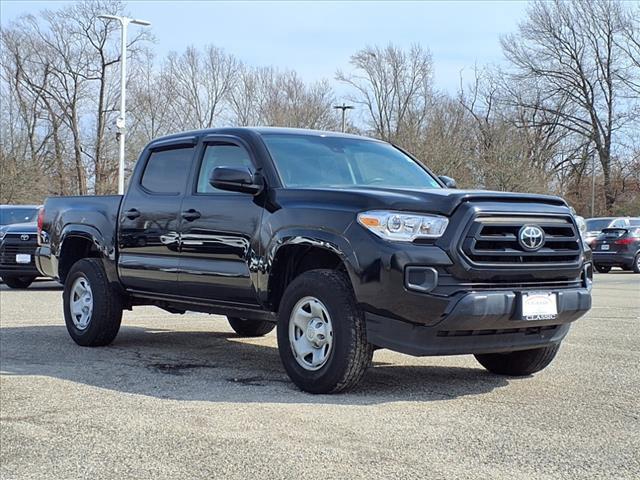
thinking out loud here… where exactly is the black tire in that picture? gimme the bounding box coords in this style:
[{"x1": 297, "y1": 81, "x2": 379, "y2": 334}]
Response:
[
  {"x1": 63, "y1": 258, "x2": 122, "y2": 347},
  {"x1": 2, "y1": 275, "x2": 36, "y2": 289},
  {"x1": 595, "y1": 265, "x2": 611, "y2": 273},
  {"x1": 227, "y1": 317, "x2": 275, "y2": 337},
  {"x1": 474, "y1": 343, "x2": 561, "y2": 376},
  {"x1": 633, "y1": 253, "x2": 640, "y2": 274},
  {"x1": 277, "y1": 269, "x2": 373, "y2": 394}
]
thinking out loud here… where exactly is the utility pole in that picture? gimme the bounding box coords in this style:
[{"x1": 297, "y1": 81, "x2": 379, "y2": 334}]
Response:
[
  {"x1": 98, "y1": 14, "x2": 151, "y2": 194},
  {"x1": 333, "y1": 103, "x2": 354, "y2": 133}
]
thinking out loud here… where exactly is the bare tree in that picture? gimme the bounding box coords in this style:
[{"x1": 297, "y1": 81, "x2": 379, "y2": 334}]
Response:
[
  {"x1": 337, "y1": 44, "x2": 433, "y2": 142},
  {"x1": 501, "y1": 0, "x2": 639, "y2": 212},
  {"x1": 165, "y1": 45, "x2": 238, "y2": 130}
]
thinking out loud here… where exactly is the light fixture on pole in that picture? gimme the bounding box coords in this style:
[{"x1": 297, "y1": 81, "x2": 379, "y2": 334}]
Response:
[
  {"x1": 98, "y1": 14, "x2": 151, "y2": 195},
  {"x1": 333, "y1": 103, "x2": 354, "y2": 133}
]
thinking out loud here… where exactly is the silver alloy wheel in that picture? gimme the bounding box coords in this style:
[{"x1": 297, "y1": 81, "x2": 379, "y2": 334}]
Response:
[
  {"x1": 289, "y1": 296, "x2": 334, "y2": 371},
  {"x1": 70, "y1": 276, "x2": 93, "y2": 330},
  {"x1": 637, "y1": 255, "x2": 640, "y2": 270}
]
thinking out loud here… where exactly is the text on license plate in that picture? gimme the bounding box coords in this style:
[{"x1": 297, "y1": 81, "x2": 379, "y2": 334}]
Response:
[
  {"x1": 15, "y1": 254, "x2": 31, "y2": 264},
  {"x1": 522, "y1": 292, "x2": 557, "y2": 321},
  {"x1": 600, "y1": 244, "x2": 610, "y2": 250}
]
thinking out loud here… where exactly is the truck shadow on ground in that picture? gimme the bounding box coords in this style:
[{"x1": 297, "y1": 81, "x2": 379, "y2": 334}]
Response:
[{"x1": 0, "y1": 324, "x2": 511, "y2": 405}]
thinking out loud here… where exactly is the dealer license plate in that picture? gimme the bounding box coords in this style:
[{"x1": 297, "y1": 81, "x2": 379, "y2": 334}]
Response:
[
  {"x1": 522, "y1": 292, "x2": 557, "y2": 321},
  {"x1": 15, "y1": 254, "x2": 31, "y2": 264},
  {"x1": 600, "y1": 244, "x2": 610, "y2": 250}
]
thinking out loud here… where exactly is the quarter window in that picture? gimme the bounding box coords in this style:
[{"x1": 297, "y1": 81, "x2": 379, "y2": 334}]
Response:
[
  {"x1": 141, "y1": 147, "x2": 194, "y2": 194},
  {"x1": 197, "y1": 143, "x2": 253, "y2": 194}
]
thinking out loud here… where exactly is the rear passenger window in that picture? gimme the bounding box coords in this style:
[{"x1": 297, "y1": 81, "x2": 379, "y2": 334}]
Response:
[
  {"x1": 197, "y1": 143, "x2": 253, "y2": 194},
  {"x1": 141, "y1": 147, "x2": 194, "y2": 194}
]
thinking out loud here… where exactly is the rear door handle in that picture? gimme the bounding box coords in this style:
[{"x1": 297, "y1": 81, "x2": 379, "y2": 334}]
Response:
[
  {"x1": 125, "y1": 208, "x2": 140, "y2": 220},
  {"x1": 181, "y1": 209, "x2": 201, "y2": 221}
]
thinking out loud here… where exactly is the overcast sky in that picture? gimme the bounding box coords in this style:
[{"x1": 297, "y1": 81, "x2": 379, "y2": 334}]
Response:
[{"x1": 1, "y1": 1, "x2": 529, "y2": 95}]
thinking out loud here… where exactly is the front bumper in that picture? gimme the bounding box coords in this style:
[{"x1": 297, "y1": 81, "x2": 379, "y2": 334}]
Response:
[
  {"x1": 365, "y1": 285, "x2": 591, "y2": 356},
  {"x1": 345, "y1": 205, "x2": 593, "y2": 356}
]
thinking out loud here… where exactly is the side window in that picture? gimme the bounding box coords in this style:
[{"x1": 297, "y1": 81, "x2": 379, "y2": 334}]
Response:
[
  {"x1": 197, "y1": 143, "x2": 253, "y2": 194},
  {"x1": 141, "y1": 146, "x2": 194, "y2": 194}
]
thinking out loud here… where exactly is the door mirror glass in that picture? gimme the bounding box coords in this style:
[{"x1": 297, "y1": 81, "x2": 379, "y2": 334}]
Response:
[
  {"x1": 209, "y1": 167, "x2": 263, "y2": 194},
  {"x1": 438, "y1": 175, "x2": 457, "y2": 189}
]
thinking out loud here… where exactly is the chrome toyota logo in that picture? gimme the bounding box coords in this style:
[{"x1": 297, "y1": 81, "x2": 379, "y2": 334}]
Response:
[
  {"x1": 20, "y1": 234, "x2": 29, "y2": 241},
  {"x1": 518, "y1": 225, "x2": 545, "y2": 251}
]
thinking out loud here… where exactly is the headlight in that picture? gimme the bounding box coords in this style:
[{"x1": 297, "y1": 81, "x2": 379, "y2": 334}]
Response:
[{"x1": 357, "y1": 210, "x2": 449, "y2": 242}]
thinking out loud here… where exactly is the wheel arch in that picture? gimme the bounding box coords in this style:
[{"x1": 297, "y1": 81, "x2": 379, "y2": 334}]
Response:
[
  {"x1": 57, "y1": 225, "x2": 117, "y2": 284},
  {"x1": 264, "y1": 230, "x2": 359, "y2": 312}
]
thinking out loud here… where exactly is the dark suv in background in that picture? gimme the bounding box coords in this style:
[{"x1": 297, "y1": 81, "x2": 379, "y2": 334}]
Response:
[
  {"x1": 591, "y1": 221, "x2": 640, "y2": 273},
  {"x1": 0, "y1": 205, "x2": 42, "y2": 289}
]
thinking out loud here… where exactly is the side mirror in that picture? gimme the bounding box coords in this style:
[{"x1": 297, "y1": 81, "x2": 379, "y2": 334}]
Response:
[
  {"x1": 438, "y1": 175, "x2": 457, "y2": 189},
  {"x1": 210, "y1": 167, "x2": 263, "y2": 195}
]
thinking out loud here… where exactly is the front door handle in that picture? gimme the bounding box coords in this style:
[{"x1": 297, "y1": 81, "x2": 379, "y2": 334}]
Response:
[
  {"x1": 181, "y1": 209, "x2": 201, "y2": 222},
  {"x1": 125, "y1": 208, "x2": 140, "y2": 220}
]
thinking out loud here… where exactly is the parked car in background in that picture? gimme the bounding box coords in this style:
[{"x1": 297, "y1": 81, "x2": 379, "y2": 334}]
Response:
[
  {"x1": 0, "y1": 205, "x2": 42, "y2": 289},
  {"x1": 591, "y1": 225, "x2": 640, "y2": 273},
  {"x1": 583, "y1": 217, "x2": 639, "y2": 247}
]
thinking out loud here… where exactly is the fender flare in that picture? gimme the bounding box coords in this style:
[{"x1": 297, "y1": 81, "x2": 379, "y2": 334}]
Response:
[
  {"x1": 259, "y1": 227, "x2": 360, "y2": 303},
  {"x1": 57, "y1": 224, "x2": 118, "y2": 283}
]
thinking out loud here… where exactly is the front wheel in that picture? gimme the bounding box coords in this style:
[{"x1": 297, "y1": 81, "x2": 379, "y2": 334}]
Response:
[
  {"x1": 633, "y1": 253, "x2": 640, "y2": 274},
  {"x1": 595, "y1": 265, "x2": 611, "y2": 273},
  {"x1": 474, "y1": 343, "x2": 560, "y2": 376},
  {"x1": 3, "y1": 275, "x2": 36, "y2": 289},
  {"x1": 277, "y1": 269, "x2": 373, "y2": 394},
  {"x1": 63, "y1": 258, "x2": 123, "y2": 346},
  {"x1": 227, "y1": 317, "x2": 275, "y2": 337}
]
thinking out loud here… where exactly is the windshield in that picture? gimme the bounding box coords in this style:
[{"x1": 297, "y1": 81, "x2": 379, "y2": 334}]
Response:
[
  {"x1": 0, "y1": 207, "x2": 38, "y2": 226},
  {"x1": 262, "y1": 134, "x2": 441, "y2": 189},
  {"x1": 585, "y1": 219, "x2": 612, "y2": 232}
]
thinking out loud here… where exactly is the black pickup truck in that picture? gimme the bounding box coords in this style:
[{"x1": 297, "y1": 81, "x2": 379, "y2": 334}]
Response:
[{"x1": 36, "y1": 127, "x2": 592, "y2": 393}]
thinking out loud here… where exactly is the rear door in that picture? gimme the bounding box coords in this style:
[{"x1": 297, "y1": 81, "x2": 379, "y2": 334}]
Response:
[
  {"x1": 118, "y1": 138, "x2": 197, "y2": 294},
  {"x1": 177, "y1": 135, "x2": 264, "y2": 305}
]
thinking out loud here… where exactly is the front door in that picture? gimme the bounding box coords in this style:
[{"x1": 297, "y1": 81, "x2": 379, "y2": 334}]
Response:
[
  {"x1": 178, "y1": 137, "x2": 264, "y2": 305},
  {"x1": 118, "y1": 142, "x2": 196, "y2": 294}
]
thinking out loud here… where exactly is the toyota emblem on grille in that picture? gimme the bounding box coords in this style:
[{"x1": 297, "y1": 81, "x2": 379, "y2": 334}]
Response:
[
  {"x1": 518, "y1": 225, "x2": 545, "y2": 251},
  {"x1": 20, "y1": 234, "x2": 30, "y2": 241}
]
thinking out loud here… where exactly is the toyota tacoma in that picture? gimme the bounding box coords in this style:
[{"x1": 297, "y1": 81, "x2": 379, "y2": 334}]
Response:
[{"x1": 36, "y1": 127, "x2": 593, "y2": 393}]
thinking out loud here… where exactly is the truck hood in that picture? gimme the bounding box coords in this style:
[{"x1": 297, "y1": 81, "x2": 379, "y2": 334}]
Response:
[
  {"x1": 277, "y1": 187, "x2": 567, "y2": 216},
  {"x1": 0, "y1": 221, "x2": 37, "y2": 233}
]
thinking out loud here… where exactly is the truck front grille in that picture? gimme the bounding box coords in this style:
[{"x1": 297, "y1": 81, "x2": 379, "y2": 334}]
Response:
[
  {"x1": 0, "y1": 243, "x2": 36, "y2": 267},
  {"x1": 460, "y1": 214, "x2": 581, "y2": 267}
]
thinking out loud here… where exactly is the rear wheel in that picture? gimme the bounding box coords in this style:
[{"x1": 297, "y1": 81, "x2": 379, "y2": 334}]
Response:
[
  {"x1": 63, "y1": 258, "x2": 122, "y2": 346},
  {"x1": 227, "y1": 317, "x2": 275, "y2": 337},
  {"x1": 474, "y1": 343, "x2": 560, "y2": 376},
  {"x1": 2, "y1": 275, "x2": 35, "y2": 289},
  {"x1": 633, "y1": 253, "x2": 640, "y2": 274},
  {"x1": 277, "y1": 269, "x2": 373, "y2": 394},
  {"x1": 595, "y1": 265, "x2": 611, "y2": 273}
]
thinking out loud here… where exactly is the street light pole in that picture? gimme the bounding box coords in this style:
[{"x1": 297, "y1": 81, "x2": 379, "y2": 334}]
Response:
[
  {"x1": 591, "y1": 153, "x2": 596, "y2": 217},
  {"x1": 98, "y1": 14, "x2": 151, "y2": 194},
  {"x1": 333, "y1": 103, "x2": 354, "y2": 133}
]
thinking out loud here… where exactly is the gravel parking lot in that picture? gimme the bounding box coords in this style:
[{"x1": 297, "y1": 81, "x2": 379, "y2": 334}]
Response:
[{"x1": 1, "y1": 273, "x2": 638, "y2": 479}]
